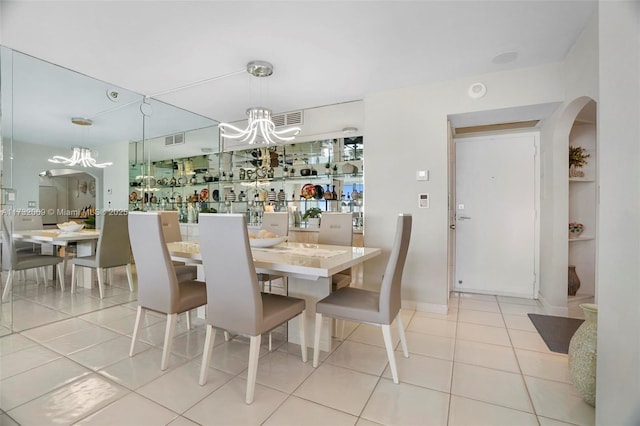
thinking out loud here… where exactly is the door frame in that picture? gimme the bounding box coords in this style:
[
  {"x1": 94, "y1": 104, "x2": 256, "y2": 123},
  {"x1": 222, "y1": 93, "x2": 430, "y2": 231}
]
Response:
[{"x1": 448, "y1": 130, "x2": 541, "y2": 299}]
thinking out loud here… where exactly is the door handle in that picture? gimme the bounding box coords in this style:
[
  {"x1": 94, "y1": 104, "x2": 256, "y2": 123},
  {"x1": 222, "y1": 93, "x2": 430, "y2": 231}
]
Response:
[
  {"x1": 458, "y1": 215, "x2": 472, "y2": 220},
  {"x1": 449, "y1": 224, "x2": 456, "y2": 230}
]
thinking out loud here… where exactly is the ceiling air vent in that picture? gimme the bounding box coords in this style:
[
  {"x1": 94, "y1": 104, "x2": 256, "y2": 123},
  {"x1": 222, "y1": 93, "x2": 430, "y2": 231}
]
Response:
[
  {"x1": 272, "y1": 111, "x2": 303, "y2": 128},
  {"x1": 164, "y1": 133, "x2": 185, "y2": 146}
]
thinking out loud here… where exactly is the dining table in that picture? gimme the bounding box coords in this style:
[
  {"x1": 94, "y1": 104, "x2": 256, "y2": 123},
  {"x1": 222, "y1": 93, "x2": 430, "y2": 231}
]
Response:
[
  {"x1": 11, "y1": 228, "x2": 100, "y2": 288},
  {"x1": 168, "y1": 240, "x2": 381, "y2": 351}
]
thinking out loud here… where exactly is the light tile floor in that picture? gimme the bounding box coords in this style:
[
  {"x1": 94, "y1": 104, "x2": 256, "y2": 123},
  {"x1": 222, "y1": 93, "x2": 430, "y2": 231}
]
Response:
[{"x1": 0, "y1": 270, "x2": 596, "y2": 425}]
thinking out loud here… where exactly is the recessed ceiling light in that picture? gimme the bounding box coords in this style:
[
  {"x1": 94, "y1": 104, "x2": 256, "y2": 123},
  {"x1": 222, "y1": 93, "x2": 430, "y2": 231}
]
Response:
[
  {"x1": 342, "y1": 127, "x2": 358, "y2": 134},
  {"x1": 492, "y1": 51, "x2": 519, "y2": 65}
]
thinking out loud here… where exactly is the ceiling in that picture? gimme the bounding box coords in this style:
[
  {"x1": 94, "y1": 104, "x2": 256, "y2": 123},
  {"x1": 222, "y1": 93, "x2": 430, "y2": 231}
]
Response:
[{"x1": 0, "y1": 1, "x2": 597, "y2": 148}]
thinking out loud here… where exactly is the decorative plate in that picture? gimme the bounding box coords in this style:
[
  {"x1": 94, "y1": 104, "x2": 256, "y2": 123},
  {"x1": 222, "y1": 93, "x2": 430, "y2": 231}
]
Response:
[
  {"x1": 249, "y1": 236, "x2": 287, "y2": 248},
  {"x1": 301, "y1": 183, "x2": 316, "y2": 200},
  {"x1": 200, "y1": 188, "x2": 209, "y2": 201}
]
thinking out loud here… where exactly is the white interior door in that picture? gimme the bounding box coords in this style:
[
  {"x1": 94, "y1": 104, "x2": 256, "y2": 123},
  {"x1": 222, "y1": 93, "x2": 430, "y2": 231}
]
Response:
[{"x1": 454, "y1": 133, "x2": 538, "y2": 298}]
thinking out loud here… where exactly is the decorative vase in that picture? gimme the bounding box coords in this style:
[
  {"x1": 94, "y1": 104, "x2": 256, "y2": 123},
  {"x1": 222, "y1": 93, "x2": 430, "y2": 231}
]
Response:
[
  {"x1": 568, "y1": 265, "x2": 581, "y2": 296},
  {"x1": 568, "y1": 303, "x2": 598, "y2": 406},
  {"x1": 569, "y1": 164, "x2": 585, "y2": 178},
  {"x1": 308, "y1": 217, "x2": 320, "y2": 228}
]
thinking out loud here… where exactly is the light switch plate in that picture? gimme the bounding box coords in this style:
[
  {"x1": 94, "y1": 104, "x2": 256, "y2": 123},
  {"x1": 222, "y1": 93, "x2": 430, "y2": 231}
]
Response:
[{"x1": 416, "y1": 170, "x2": 429, "y2": 181}]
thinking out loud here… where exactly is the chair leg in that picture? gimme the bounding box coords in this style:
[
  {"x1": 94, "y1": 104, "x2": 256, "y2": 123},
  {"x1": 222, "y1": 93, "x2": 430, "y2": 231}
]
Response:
[
  {"x1": 41, "y1": 267, "x2": 49, "y2": 287},
  {"x1": 2, "y1": 271, "x2": 14, "y2": 301},
  {"x1": 185, "y1": 310, "x2": 191, "y2": 330},
  {"x1": 246, "y1": 334, "x2": 262, "y2": 404},
  {"x1": 57, "y1": 263, "x2": 65, "y2": 291},
  {"x1": 268, "y1": 332, "x2": 272, "y2": 351},
  {"x1": 125, "y1": 264, "x2": 134, "y2": 292},
  {"x1": 129, "y1": 306, "x2": 146, "y2": 356},
  {"x1": 71, "y1": 264, "x2": 77, "y2": 294},
  {"x1": 96, "y1": 267, "x2": 104, "y2": 299},
  {"x1": 396, "y1": 314, "x2": 409, "y2": 358},
  {"x1": 199, "y1": 324, "x2": 216, "y2": 385},
  {"x1": 312, "y1": 312, "x2": 323, "y2": 367},
  {"x1": 161, "y1": 313, "x2": 178, "y2": 370},
  {"x1": 224, "y1": 331, "x2": 231, "y2": 341},
  {"x1": 35, "y1": 268, "x2": 40, "y2": 286},
  {"x1": 299, "y1": 310, "x2": 307, "y2": 362},
  {"x1": 381, "y1": 324, "x2": 399, "y2": 384}
]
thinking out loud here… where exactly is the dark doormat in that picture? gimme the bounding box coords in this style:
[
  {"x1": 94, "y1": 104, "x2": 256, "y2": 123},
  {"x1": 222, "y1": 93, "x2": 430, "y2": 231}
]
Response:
[{"x1": 527, "y1": 314, "x2": 584, "y2": 354}]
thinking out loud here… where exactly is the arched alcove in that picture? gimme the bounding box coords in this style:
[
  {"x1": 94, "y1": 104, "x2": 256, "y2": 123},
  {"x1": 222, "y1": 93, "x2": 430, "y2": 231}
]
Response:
[{"x1": 549, "y1": 96, "x2": 598, "y2": 311}]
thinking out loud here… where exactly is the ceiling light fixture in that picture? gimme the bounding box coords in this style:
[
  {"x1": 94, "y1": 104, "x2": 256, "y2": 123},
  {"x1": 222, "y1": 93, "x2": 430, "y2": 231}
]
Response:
[
  {"x1": 219, "y1": 61, "x2": 301, "y2": 145},
  {"x1": 48, "y1": 118, "x2": 113, "y2": 168},
  {"x1": 49, "y1": 147, "x2": 113, "y2": 168}
]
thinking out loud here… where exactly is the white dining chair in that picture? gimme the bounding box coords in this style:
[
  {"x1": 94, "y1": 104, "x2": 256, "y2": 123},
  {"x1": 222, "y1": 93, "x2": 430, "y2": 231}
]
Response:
[
  {"x1": 1, "y1": 215, "x2": 65, "y2": 301},
  {"x1": 257, "y1": 212, "x2": 289, "y2": 294},
  {"x1": 317, "y1": 212, "x2": 354, "y2": 290},
  {"x1": 159, "y1": 211, "x2": 198, "y2": 283},
  {"x1": 128, "y1": 212, "x2": 207, "y2": 370},
  {"x1": 70, "y1": 212, "x2": 134, "y2": 299},
  {"x1": 198, "y1": 213, "x2": 306, "y2": 404},
  {"x1": 313, "y1": 214, "x2": 412, "y2": 384}
]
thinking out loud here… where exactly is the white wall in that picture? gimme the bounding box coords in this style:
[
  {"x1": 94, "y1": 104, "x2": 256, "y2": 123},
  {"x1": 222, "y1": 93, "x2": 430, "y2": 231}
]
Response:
[
  {"x1": 364, "y1": 64, "x2": 564, "y2": 311},
  {"x1": 6, "y1": 141, "x2": 104, "y2": 210},
  {"x1": 537, "y1": 12, "x2": 600, "y2": 312},
  {"x1": 596, "y1": 1, "x2": 640, "y2": 422}
]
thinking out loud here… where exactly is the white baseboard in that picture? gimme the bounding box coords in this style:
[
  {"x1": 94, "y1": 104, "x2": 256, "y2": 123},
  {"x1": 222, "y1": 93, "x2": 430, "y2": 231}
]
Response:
[
  {"x1": 402, "y1": 299, "x2": 449, "y2": 314},
  {"x1": 538, "y1": 293, "x2": 568, "y2": 316}
]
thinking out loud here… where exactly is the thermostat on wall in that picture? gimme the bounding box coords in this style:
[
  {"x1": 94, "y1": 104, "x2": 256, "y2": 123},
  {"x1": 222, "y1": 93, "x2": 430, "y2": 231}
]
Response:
[{"x1": 419, "y1": 193, "x2": 430, "y2": 208}]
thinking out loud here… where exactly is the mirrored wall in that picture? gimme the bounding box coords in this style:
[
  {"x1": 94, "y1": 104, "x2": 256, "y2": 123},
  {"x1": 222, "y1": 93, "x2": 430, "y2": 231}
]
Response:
[{"x1": 0, "y1": 46, "x2": 217, "y2": 334}]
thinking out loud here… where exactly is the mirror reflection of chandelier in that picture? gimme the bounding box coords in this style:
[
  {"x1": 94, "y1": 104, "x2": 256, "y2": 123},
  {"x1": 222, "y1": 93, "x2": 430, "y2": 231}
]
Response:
[
  {"x1": 48, "y1": 118, "x2": 113, "y2": 168},
  {"x1": 49, "y1": 147, "x2": 112, "y2": 168},
  {"x1": 219, "y1": 61, "x2": 301, "y2": 145}
]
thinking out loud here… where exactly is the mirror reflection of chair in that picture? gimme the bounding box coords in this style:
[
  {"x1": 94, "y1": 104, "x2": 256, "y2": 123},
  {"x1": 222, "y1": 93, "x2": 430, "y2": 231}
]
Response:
[
  {"x1": 128, "y1": 212, "x2": 207, "y2": 371},
  {"x1": 13, "y1": 215, "x2": 44, "y2": 255},
  {"x1": 257, "y1": 212, "x2": 288, "y2": 294},
  {"x1": 198, "y1": 214, "x2": 307, "y2": 404},
  {"x1": 70, "y1": 212, "x2": 134, "y2": 299},
  {"x1": 1, "y1": 215, "x2": 65, "y2": 301},
  {"x1": 158, "y1": 211, "x2": 197, "y2": 282},
  {"x1": 313, "y1": 214, "x2": 412, "y2": 384}
]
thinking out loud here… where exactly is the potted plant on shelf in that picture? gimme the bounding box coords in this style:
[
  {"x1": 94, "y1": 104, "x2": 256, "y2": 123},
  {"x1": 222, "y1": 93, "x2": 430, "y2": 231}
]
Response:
[
  {"x1": 302, "y1": 207, "x2": 322, "y2": 228},
  {"x1": 569, "y1": 145, "x2": 590, "y2": 178}
]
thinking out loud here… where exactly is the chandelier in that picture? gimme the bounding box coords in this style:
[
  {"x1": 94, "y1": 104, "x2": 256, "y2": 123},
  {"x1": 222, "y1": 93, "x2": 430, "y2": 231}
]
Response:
[
  {"x1": 48, "y1": 118, "x2": 112, "y2": 168},
  {"x1": 219, "y1": 61, "x2": 301, "y2": 145},
  {"x1": 49, "y1": 147, "x2": 113, "y2": 168}
]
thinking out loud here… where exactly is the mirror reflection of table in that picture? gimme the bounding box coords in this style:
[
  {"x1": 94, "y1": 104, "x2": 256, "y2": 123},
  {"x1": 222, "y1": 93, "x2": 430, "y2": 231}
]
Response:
[
  {"x1": 168, "y1": 241, "x2": 381, "y2": 351},
  {"x1": 12, "y1": 229, "x2": 100, "y2": 288}
]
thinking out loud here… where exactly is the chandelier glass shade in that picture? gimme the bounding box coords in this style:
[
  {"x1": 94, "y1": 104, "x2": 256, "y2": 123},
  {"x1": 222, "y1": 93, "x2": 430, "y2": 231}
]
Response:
[
  {"x1": 219, "y1": 61, "x2": 301, "y2": 145},
  {"x1": 48, "y1": 147, "x2": 113, "y2": 168},
  {"x1": 219, "y1": 107, "x2": 300, "y2": 145}
]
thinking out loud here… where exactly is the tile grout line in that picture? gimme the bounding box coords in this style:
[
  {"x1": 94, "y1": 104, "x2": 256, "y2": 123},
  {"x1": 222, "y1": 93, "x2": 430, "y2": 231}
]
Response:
[{"x1": 497, "y1": 298, "x2": 541, "y2": 421}]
